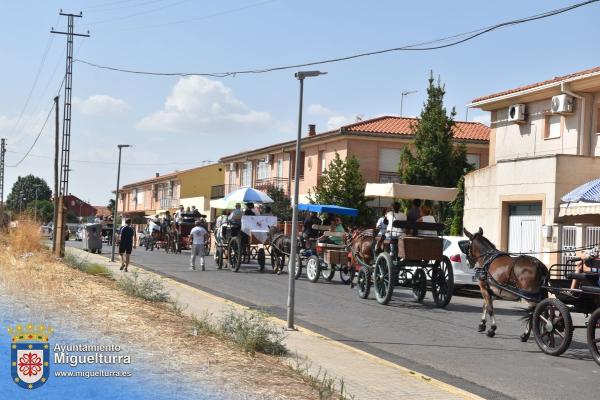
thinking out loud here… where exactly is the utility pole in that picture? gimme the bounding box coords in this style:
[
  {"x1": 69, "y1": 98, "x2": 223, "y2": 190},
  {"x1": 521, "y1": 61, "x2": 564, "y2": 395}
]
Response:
[
  {"x1": 111, "y1": 145, "x2": 131, "y2": 262},
  {"x1": 0, "y1": 138, "x2": 6, "y2": 224},
  {"x1": 51, "y1": 11, "x2": 89, "y2": 257},
  {"x1": 52, "y1": 96, "x2": 59, "y2": 252}
]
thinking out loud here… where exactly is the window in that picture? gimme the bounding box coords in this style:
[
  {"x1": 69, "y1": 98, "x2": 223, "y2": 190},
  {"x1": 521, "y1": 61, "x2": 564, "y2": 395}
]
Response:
[
  {"x1": 241, "y1": 161, "x2": 253, "y2": 186},
  {"x1": 319, "y1": 151, "x2": 327, "y2": 173},
  {"x1": 276, "y1": 159, "x2": 283, "y2": 178},
  {"x1": 257, "y1": 160, "x2": 270, "y2": 180},
  {"x1": 545, "y1": 114, "x2": 562, "y2": 139},
  {"x1": 378, "y1": 148, "x2": 402, "y2": 183},
  {"x1": 466, "y1": 154, "x2": 481, "y2": 169}
]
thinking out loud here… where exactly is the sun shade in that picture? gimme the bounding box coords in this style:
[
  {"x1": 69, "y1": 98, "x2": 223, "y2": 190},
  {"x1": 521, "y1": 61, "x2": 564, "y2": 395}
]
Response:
[
  {"x1": 364, "y1": 183, "x2": 458, "y2": 202},
  {"x1": 297, "y1": 204, "x2": 359, "y2": 216},
  {"x1": 561, "y1": 178, "x2": 600, "y2": 203}
]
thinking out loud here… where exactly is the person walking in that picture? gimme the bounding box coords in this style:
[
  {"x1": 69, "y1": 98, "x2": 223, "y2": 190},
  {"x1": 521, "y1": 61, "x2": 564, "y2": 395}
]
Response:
[
  {"x1": 189, "y1": 220, "x2": 208, "y2": 271},
  {"x1": 118, "y1": 218, "x2": 136, "y2": 272}
]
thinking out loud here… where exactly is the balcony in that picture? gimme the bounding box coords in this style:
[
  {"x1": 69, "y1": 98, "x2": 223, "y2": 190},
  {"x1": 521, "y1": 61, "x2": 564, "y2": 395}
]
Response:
[
  {"x1": 159, "y1": 197, "x2": 179, "y2": 210},
  {"x1": 211, "y1": 184, "x2": 239, "y2": 199},
  {"x1": 255, "y1": 177, "x2": 289, "y2": 195}
]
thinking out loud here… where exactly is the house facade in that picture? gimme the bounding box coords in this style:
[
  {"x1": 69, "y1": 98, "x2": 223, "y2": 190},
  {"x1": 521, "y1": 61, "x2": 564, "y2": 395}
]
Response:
[
  {"x1": 219, "y1": 116, "x2": 490, "y2": 205},
  {"x1": 465, "y1": 66, "x2": 600, "y2": 265},
  {"x1": 63, "y1": 195, "x2": 96, "y2": 219},
  {"x1": 118, "y1": 163, "x2": 224, "y2": 221}
]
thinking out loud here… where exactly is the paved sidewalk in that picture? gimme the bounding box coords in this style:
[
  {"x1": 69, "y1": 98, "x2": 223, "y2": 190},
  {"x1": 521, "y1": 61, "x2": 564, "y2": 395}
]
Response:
[{"x1": 68, "y1": 247, "x2": 483, "y2": 400}]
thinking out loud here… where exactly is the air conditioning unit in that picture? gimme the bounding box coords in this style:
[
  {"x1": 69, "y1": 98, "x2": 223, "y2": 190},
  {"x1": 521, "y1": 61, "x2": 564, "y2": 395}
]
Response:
[
  {"x1": 551, "y1": 94, "x2": 574, "y2": 114},
  {"x1": 508, "y1": 104, "x2": 527, "y2": 123}
]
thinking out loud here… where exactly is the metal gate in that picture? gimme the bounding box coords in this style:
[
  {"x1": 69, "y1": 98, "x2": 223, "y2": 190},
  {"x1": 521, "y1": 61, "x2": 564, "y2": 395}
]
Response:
[
  {"x1": 586, "y1": 226, "x2": 600, "y2": 248},
  {"x1": 561, "y1": 225, "x2": 577, "y2": 265}
]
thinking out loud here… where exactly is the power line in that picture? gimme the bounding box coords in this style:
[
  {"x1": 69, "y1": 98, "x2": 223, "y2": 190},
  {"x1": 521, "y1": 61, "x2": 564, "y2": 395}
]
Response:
[
  {"x1": 8, "y1": 101, "x2": 56, "y2": 168},
  {"x1": 84, "y1": 0, "x2": 170, "y2": 13},
  {"x1": 75, "y1": 0, "x2": 599, "y2": 78},
  {"x1": 82, "y1": 0, "x2": 192, "y2": 27}
]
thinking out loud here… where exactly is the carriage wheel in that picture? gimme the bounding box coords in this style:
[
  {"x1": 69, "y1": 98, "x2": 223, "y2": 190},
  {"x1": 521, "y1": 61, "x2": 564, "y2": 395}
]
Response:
[
  {"x1": 587, "y1": 308, "x2": 600, "y2": 366},
  {"x1": 228, "y1": 237, "x2": 242, "y2": 272},
  {"x1": 533, "y1": 298, "x2": 573, "y2": 356},
  {"x1": 339, "y1": 266, "x2": 352, "y2": 285},
  {"x1": 321, "y1": 264, "x2": 336, "y2": 281},
  {"x1": 257, "y1": 248, "x2": 266, "y2": 272},
  {"x1": 214, "y1": 248, "x2": 223, "y2": 269},
  {"x1": 357, "y1": 266, "x2": 371, "y2": 299},
  {"x1": 374, "y1": 252, "x2": 395, "y2": 305},
  {"x1": 431, "y1": 256, "x2": 454, "y2": 307},
  {"x1": 411, "y1": 269, "x2": 427, "y2": 303},
  {"x1": 306, "y1": 255, "x2": 321, "y2": 283},
  {"x1": 293, "y1": 254, "x2": 303, "y2": 279}
]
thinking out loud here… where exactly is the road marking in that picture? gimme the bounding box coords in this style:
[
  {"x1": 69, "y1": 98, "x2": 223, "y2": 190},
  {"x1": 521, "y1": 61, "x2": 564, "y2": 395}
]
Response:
[{"x1": 69, "y1": 246, "x2": 483, "y2": 399}]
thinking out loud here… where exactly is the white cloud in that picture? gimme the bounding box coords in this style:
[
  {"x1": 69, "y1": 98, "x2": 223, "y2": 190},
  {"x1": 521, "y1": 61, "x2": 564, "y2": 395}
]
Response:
[
  {"x1": 73, "y1": 95, "x2": 130, "y2": 116},
  {"x1": 136, "y1": 76, "x2": 271, "y2": 134},
  {"x1": 307, "y1": 103, "x2": 354, "y2": 130},
  {"x1": 471, "y1": 113, "x2": 491, "y2": 126}
]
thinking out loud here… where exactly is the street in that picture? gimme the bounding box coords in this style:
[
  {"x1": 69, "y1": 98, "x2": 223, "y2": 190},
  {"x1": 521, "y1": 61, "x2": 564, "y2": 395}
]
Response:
[{"x1": 68, "y1": 241, "x2": 598, "y2": 400}]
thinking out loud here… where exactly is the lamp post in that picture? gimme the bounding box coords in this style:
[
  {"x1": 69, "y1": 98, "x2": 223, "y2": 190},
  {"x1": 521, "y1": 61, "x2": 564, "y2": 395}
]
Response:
[
  {"x1": 111, "y1": 144, "x2": 131, "y2": 262},
  {"x1": 400, "y1": 89, "x2": 418, "y2": 117},
  {"x1": 287, "y1": 70, "x2": 327, "y2": 330}
]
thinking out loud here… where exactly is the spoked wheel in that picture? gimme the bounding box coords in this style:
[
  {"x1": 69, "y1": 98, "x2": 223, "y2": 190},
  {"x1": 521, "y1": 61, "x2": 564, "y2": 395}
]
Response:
[
  {"x1": 374, "y1": 252, "x2": 395, "y2": 305},
  {"x1": 533, "y1": 298, "x2": 573, "y2": 356},
  {"x1": 257, "y1": 248, "x2": 266, "y2": 272},
  {"x1": 228, "y1": 237, "x2": 242, "y2": 272},
  {"x1": 306, "y1": 255, "x2": 321, "y2": 283},
  {"x1": 340, "y1": 266, "x2": 352, "y2": 285},
  {"x1": 411, "y1": 269, "x2": 427, "y2": 303},
  {"x1": 431, "y1": 256, "x2": 454, "y2": 307},
  {"x1": 294, "y1": 254, "x2": 303, "y2": 279},
  {"x1": 321, "y1": 264, "x2": 336, "y2": 281},
  {"x1": 587, "y1": 308, "x2": 600, "y2": 366},
  {"x1": 250, "y1": 246, "x2": 258, "y2": 260},
  {"x1": 357, "y1": 266, "x2": 371, "y2": 299}
]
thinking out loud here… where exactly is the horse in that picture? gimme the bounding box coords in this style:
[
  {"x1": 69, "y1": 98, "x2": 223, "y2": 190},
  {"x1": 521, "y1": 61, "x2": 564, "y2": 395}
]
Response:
[
  {"x1": 267, "y1": 225, "x2": 292, "y2": 275},
  {"x1": 463, "y1": 227, "x2": 548, "y2": 341},
  {"x1": 348, "y1": 229, "x2": 376, "y2": 288}
]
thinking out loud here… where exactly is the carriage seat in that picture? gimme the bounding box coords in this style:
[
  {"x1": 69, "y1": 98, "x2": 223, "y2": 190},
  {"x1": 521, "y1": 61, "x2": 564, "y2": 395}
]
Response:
[
  {"x1": 566, "y1": 272, "x2": 600, "y2": 281},
  {"x1": 580, "y1": 285, "x2": 600, "y2": 294},
  {"x1": 392, "y1": 220, "x2": 445, "y2": 236}
]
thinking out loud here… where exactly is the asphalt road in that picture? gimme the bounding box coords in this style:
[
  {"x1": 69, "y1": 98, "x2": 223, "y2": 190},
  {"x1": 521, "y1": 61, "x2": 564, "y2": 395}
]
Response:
[{"x1": 68, "y1": 241, "x2": 599, "y2": 400}]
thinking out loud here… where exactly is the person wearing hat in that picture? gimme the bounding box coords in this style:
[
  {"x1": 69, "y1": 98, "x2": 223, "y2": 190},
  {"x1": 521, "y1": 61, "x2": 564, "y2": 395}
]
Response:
[{"x1": 244, "y1": 202, "x2": 257, "y2": 216}]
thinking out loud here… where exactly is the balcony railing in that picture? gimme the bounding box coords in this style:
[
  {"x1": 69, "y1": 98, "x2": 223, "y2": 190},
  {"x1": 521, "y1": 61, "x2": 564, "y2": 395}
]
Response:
[
  {"x1": 159, "y1": 197, "x2": 179, "y2": 210},
  {"x1": 255, "y1": 177, "x2": 289, "y2": 194}
]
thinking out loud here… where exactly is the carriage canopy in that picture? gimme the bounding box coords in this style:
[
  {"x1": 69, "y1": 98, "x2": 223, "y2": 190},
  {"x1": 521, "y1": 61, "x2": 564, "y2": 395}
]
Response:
[
  {"x1": 297, "y1": 203, "x2": 359, "y2": 217},
  {"x1": 364, "y1": 183, "x2": 458, "y2": 202}
]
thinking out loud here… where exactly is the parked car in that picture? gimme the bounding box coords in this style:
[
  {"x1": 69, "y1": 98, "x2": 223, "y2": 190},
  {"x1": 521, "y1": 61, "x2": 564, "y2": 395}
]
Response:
[{"x1": 442, "y1": 236, "x2": 476, "y2": 288}]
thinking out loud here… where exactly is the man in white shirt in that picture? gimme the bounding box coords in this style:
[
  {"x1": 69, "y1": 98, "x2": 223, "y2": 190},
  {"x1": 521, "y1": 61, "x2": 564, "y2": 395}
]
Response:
[
  {"x1": 385, "y1": 202, "x2": 407, "y2": 240},
  {"x1": 189, "y1": 220, "x2": 208, "y2": 271}
]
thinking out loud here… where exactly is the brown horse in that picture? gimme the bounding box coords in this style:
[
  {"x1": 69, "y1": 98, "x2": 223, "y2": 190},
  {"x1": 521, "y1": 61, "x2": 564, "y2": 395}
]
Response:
[
  {"x1": 348, "y1": 229, "x2": 375, "y2": 288},
  {"x1": 463, "y1": 227, "x2": 548, "y2": 341}
]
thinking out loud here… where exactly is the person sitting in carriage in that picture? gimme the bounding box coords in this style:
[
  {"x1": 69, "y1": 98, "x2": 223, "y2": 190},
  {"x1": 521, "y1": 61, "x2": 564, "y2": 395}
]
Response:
[
  {"x1": 385, "y1": 202, "x2": 407, "y2": 240},
  {"x1": 302, "y1": 212, "x2": 321, "y2": 249},
  {"x1": 375, "y1": 208, "x2": 388, "y2": 252},
  {"x1": 228, "y1": 203, "x2": 243, "y2": 224},
  {"x1": 570, "y1": 244, "x2": 600, "y2": 290},
  {"x1": 318, "y1": 216, "x2": 348, "y2": 246}
]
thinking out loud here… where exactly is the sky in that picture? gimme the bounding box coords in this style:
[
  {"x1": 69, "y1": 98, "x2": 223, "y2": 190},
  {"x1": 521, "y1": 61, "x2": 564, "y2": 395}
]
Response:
[{"x1": 1, "y1": 0, "x2": 599, "y2": 206}]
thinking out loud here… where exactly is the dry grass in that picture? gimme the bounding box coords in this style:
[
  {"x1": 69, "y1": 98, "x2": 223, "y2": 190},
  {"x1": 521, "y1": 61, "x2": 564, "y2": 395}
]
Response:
[
  {"x1": 0, "y1": 238, "x2": 333, "y2": 399},
  {"x1": 5, "y1": 217, "x2": 42, "y2": 253}
]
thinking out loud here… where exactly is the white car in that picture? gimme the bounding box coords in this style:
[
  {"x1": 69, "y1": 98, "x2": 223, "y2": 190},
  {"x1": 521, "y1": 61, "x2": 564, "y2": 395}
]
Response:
[{"x1": 442, "y1": 236, "x2": 477, "y2": 287}]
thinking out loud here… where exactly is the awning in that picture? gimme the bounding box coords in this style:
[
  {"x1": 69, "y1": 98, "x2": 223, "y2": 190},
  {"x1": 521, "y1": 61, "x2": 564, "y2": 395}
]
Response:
[
  {"x1": 298, "y1": 204, "x2": 359, "y2": 217},
  {"x1": 561, "y1": 178, "x2": 600, "y2": 203},
  {"x1": 364, "y1": 183, "x2": 458, "y2": 202},
  {"x1": 559, "y1": 201, "x2": 600, "y2": 217}
]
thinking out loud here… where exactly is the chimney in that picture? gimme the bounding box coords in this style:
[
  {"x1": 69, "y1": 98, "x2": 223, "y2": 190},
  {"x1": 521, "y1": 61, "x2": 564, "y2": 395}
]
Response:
[
  {"x1": 308, "y1": 124, "x2": 316, "y2": 137},
  {"x1": 155, "y1": 172, "x2": 159, "y2": 178}
]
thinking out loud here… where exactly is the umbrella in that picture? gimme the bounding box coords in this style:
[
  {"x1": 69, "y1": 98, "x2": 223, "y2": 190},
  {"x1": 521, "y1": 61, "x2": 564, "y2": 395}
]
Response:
[
  {"x1": 561, "y1": 178, "x2": 600, "y2": 203},
  {"x1": 223, "y1": 187, "x2": 274, "y2": 204},
  {"x1": 209, "y1": 197, "x2": 236, "y2": 210}
]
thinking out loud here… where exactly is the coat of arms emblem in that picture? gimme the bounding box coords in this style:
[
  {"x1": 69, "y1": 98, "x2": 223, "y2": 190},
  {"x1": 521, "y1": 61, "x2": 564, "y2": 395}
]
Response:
[{"x1": 8, "y1": 324, "x2": 52, "y2": 390}]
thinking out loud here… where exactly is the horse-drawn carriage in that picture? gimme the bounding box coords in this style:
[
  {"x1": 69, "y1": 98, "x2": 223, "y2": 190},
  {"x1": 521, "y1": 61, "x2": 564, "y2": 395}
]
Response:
[
  {"x1": 354, "y1": 183, "x2": 457, "y2": 307},
  {"x1": 295, "y1": 203, "x2": 358, "y2": 284},
  {"x1": 173, "y1": 213, "x2": 211, "y2": 254},
  {"x1": 215, "y1": 215, "x2": 276, "y2": 272},
  {"x1": 528, "y1": 257, "x2": 600, "y2": 365}
]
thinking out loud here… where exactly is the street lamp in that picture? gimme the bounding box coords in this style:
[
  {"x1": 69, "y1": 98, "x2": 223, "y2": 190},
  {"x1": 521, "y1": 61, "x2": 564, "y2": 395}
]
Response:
[
  {"x1": 287, "y1": 70, "x2": 327, "y2": 330},
  {"x1": 400, "y1": 90, "x2": 418, "y2": 117},
  {"x1": 111, "y1": 144, "x2": 131, "y2": 262}
]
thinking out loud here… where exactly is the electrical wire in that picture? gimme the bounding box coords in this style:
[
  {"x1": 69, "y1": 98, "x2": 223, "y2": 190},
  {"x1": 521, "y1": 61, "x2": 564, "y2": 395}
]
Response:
[
  {"x1": 75, "y1": 0, "x2": 599, "y2": 78},
  {"x1": 81, "y1": 0, "x2": 192, "y2": 27}
]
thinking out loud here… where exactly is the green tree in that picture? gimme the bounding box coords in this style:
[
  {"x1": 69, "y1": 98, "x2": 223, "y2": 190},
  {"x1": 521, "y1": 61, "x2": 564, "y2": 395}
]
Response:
[
  {"x1": 309, "y1": 153, "x2": 372, "y2": 226},
  {"x1": 398, "y1": 72, "x2": 471, "y2": 230},
  {"x1": 6, "y1": 175, "x2": 52, "y2": 213},
  {"x1": 25, "y1": 200, "x2": 54, "y2": 224},
  {"x1": 107, "y1": 199, "x2": 115, "y2": 214},
  {"x1": 265, "y1": 185, "x2": 292, "y2": 221}
]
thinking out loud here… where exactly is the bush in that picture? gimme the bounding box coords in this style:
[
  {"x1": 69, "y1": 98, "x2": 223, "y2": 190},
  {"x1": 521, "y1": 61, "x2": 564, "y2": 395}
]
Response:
[
  {"x1": 117, "y1": 270, "x2": 169, "y2": 302},
  {"x1": 64, "y1": 253, "x2": 113, "y2": 279},
  {"x1": 217, "y1": 309, "x2": 287, "y2": 356}
]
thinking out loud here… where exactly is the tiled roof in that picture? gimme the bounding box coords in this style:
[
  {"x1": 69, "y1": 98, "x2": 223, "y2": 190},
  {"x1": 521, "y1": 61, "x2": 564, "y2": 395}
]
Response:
[
  {"x1": 344, "y1": 116, "x2": 489, "y2": 141},
  {"x1": 471, "y1": 65, "x2": 600, "y2": 104}
]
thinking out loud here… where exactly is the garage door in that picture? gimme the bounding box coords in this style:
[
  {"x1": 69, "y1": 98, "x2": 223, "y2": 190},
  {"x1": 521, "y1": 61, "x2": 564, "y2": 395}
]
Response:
[{"x1": 508, "y1": 203, "x2": 542, "y2": 255}]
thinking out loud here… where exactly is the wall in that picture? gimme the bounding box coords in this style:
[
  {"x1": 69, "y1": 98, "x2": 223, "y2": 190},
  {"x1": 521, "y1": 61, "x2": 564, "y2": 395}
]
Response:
[
  {"x1": 296, "y1": 138, "x2": 348, "y2": 198},
  {"x1": 179, "y1": 164, "x2": 224, "y2": 199}
]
